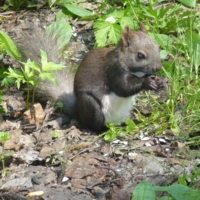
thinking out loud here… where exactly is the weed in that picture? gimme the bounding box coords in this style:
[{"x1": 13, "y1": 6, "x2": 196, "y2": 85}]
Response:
[
  {"x1": 3, "y1": 0, "x2": 29, "y2": 10},
  {"x1": 1, "y1": 21, "x2": 72, "y2": 108},
  {"x1": 132, "y1": 181, "x2": 200, "y2": 200},
  {"x1": 3, "y1": 50, "x2": 66, "y2": 109},
  {"x1": 0, "y1": 132, "x2": 13, "y2": 176},
  {"x1": 52, "y1": 131, "x2": 60, "y2": 139},
  {"x1": 56, "y1": 102, "x2": 64, "y2": 113},
  {"x1": 103, "y1": 119, "x2": 136, "y2": 142}
]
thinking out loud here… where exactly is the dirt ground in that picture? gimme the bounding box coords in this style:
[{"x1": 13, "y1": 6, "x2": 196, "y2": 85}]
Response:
[{"x1": 0, "y1": 5, "x2": 199, "y2": 200}]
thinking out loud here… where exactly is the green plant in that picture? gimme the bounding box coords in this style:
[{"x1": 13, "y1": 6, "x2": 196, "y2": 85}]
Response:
[
  {"x1": 1, "y1": 21, "x2": 72, "y2": 108},
  {"x1": 56, "y1": 102, "x2": 64, "y2": 113},
  {"x1": 3, "y1": 0, "x2": 28, "y2": 10},
  {"x1": 48, "y1": 0, "x2": 93, "y2": 20},
  {"x1": 103, "y1": 119, "x2": 136, "y2": 142},
  {"x1": 2, "y1": 50, "x2": 66, "y2": 109},
  {"x1": 46, "y1": 155, "x2": 56, "y2": 164},
  {"x1": 52, "y1": 131, "x2": 60, "y2": 139},
  {"x1": 0, "y1": 91, "x2": 5, "y2": 115},
  {"x1": 0, "y1": 31, "x2": 21, "y2": 60},
  {"x1": 132, "y1": 181, "x2": 200, "y2": 200},
  {"x1": 178, "y1": 166, "x2": 200, "y2": 189},
  {"x1": 0, "y1": 132, "x2": 13, "y2": 176}
]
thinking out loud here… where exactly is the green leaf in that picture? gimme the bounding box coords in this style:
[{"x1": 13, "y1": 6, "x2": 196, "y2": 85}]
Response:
[
  {"x1": 53, "y1": 0, "x2": 74, "y2": 6},
  {"x1": 108, "y1": 24, "x2": 122, "y2": 45},
  {"x1": 154, "y1": 184, "x2": 197, "y2": 200},
  {"x1": 125, "y1": 119, "x2": 135, "y2": 132},
  {"x1": 160, "y1": 50, "x2": 168, "y2": 59},
  {"x1": 27, "y1": 3, "x2": 37, "y2": 8},
  {"x1": 132, "y1": 181, "x2": 155, "y2": 200},
  {"x1": 56, "y1": 102, "x2": 63, "y2": 109},
  {"x1": 119, "y1": 16, "x2": 136, "y2": 29},
  {"x1": 0, "y1": 132, "x2": 9, "y2": 141},
  {"x1": 4, "y1": 152, "x2": 14, "y2": 157},
  {"x1": 1, "y1": 76, "x2": 15, "y2": 88},
  {"x1": 94, "y1": 22, "x2": 111, "y2": 47},
  {"x1": 56, "y1": 8, "x2": 72, "y2": 21},
  {"x1": 40, "y1": 50, "x2": 66, "y2": 71},
  {"x1": 0, "y1": 67, "x2": 8, "y2": 79},
  {"x1": 185, "y1": 30, "x2": 200, "y2": 74},
  {"x1": 176, "y1": 0, "x2": 196, "y2": 8},
  {"x1": 52, "y1": 131, "x2": 60, "y2": 139},
  {"x1": 39, "y1": 72, "x2": 58, "y2": 86},
  {"x1": 45, "y1": 21, "x2": 72, "y2": 52},
  {"x1": 149, "y1": 33, "x2": 173, "y2": 48},
  {"x1": 40, "y1": 50, "x2": 48, "y2": 67},
  {"x1": 0, "y1": 31, "x2": 21, "y2": 60},
  {"x1": 65, "y1": 4, "x2": 93, "y2": 17},
  {"x1": 94, "y1": 22, "x2": 121, "y2": 47}
]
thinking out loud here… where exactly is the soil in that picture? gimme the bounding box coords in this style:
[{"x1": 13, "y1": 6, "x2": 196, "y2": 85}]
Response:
[{"x1": 0, "y1": 3, "x2": 199, "y2": 200}]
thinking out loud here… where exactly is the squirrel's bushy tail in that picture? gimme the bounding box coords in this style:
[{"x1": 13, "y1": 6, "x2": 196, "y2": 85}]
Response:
[{"x1": 17, "y1": 24, "x2": 76, "y2": 116}]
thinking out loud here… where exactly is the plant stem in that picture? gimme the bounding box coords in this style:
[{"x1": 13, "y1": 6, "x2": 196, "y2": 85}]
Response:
[
  {"x1": 1, "y1": 142, "x2": 5, "y2": 175},
  {"x1": 32, "y1": 85, "x2": 36, "y2": 106},
  {"x1": 26, "y1": 83, "x2": 30, "y2": 109}
]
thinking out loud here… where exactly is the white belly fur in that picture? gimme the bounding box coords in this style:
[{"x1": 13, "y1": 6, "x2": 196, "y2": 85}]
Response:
[{"x1": 101, "y1": 93, "x2": 136, "y2": 123}]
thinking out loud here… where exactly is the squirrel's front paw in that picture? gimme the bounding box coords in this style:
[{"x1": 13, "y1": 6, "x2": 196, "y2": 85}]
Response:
[
  {"x1": 143, "y1": 77, "x2": 157, "y2": 90},
  {"x1": 153, "y1": 76, "x2": 167, "y2": 91}
]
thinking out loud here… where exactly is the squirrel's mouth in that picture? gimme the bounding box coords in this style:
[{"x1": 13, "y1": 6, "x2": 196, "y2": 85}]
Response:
[{"x1": 130, "y1": 71, "x2": 156, "y2": 78}]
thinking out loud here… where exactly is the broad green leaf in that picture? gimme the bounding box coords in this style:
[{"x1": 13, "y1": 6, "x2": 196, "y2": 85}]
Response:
[
  {"x1": 39, "y1": 72, "x2": 58, "y2": 85},
  {"x1": 132, "y1": 181, "x2": 155, "y2": 200},
  {"x1": 45, "y1": 21, "x2": 72, "y2": 52},
  {"x1": 110, "y1": 9, "x2": 125, "y2": 19},
  {"x1": 108, "y1": 24, "x2": 122, "y2": 44},
  {"x1": 65, "y1": 4, "x2": 93, "y2": 17},
  {"x1": 93, "y1": 21, "x2": 111, "y2": 30},
  {"x1": 176, "y1": 0, "x2": 196, "y2": 8},
  {"x1": 119, "y1": 16, "x2": 136, "y2": 29},
  {"x1": 54, "y1": 0, "x2": 74, "y2": 6},
  {"x1": 149, "y1": 33, "x2": 173, "y2": 48},
  {"x1": 40, "y1": 50, "x2": 66, "y2": 71},
  {"x1": 56, "y1": 8, "x2": 72, "y2": 21},
  {"x1": 158, "y1": 196, "x2": 173, "y2": 200},
  {"x1": 1, "y1": 77, "x2": 15, "y2": 88},
  {"x1": 0, "y1": 31, "x2": 21, "y2": 60},
  {"x1": 160, "y1": 50, "x2": 168, "y2": 59},
  {"x1": 125, "y1": 119, "x2": 135, "y2": 132},
  {"x1": 94, "y1": 22, "x2": 111, "y2": 47},
  {"x1": 105, "y1": 16, "x2": 116, "y2": 24},
  {"x1": 154, "y1": 184, "x2": 197, "y2": 200}
]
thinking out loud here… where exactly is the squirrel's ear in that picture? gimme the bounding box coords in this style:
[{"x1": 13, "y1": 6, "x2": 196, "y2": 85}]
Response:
[
  {"x1": 138, "y1": 22, "x2": 146, "y2": 33},
  {"x1": 121, "y1": 26, "x2": 135, "y2": 51}
]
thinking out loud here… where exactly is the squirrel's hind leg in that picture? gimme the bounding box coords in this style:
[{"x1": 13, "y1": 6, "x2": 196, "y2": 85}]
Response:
[{"x1": 76, "y1": 93, "x2": 105, "y2": 133}]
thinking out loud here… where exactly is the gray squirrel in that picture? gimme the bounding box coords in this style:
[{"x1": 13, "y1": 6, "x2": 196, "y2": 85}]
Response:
[{"x1": 18, "y1": 22, "x2": 164, "y2": 132}]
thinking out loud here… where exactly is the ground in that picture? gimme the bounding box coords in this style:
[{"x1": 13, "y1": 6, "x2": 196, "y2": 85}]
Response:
[{"x1": 0, "y1": 4, "x2": 199, "y2": 200}]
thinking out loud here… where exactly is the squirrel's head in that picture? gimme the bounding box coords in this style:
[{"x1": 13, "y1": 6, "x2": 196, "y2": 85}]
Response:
[{"x1": 118, "y1": 23, "x2": 161, "y2": 76}]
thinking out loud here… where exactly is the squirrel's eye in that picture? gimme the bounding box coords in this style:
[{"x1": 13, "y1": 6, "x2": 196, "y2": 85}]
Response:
[{"x1": 138, "y1": 52, "x2": 145, "y2": 59}]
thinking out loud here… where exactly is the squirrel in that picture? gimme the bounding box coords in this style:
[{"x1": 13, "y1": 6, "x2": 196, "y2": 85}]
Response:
[{"x1": 17, "y1": 22, "x2": 164, "y2": 132}]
